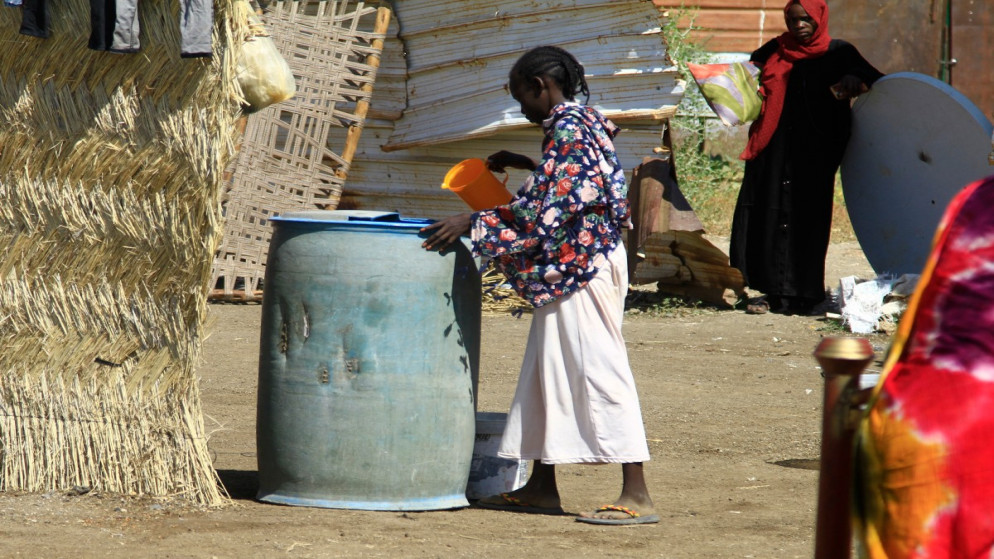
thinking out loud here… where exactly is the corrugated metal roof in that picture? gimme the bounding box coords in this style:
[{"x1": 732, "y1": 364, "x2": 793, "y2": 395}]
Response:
[
  {"x1": 325, "y1": 3, "x2": 682, "y2": 219},
  {"x1": 342, "y1": 119, "x2": 679, "y2": 217},
  {"x1": 381, "y1": 0, "x2": 684, "y2": 151}
]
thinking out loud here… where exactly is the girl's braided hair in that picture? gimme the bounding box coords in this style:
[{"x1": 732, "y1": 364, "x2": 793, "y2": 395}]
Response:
[{"x1": 511, "y1": 46, "x2": 590, "y2": 104}]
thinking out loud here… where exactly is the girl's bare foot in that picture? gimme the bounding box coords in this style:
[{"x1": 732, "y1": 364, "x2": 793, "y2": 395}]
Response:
[
  {"x1": 577, "y1": 462, "x2": 658, "y2": 525},
  {"x1": 577, "y1": 497, "x2": 657, "y2": 523},
  {"x1": 476, "y1": 461, "x2": 563, "y2": 514}
]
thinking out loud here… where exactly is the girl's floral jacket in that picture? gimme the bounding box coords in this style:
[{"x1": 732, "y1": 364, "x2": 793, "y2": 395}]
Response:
[{"x1": 471, "y1": 102, "x2": 630, "y2": 308}]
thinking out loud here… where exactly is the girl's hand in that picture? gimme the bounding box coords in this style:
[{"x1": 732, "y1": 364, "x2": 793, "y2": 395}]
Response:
[
  {"x1": 421, "y1": 213, "x2": 472, "y2": 252},
  {"x1": 486, "y1": 151, "x2": 536, "y2": 173},
  {"x1": 829, "y1": 75, "x2": 869, "y2": 99}
]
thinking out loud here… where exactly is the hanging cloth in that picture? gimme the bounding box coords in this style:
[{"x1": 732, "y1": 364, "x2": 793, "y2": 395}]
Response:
[
  {"x1": 86, "y1": 0, "x2": 213, "y2": 57},
  {"x1": 19, "y1": 0, "x2": 49, "y2": 38}
]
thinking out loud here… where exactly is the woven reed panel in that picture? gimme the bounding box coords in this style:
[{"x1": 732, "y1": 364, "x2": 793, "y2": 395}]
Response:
[
  {"x1": 0, "y1": 0, "x2": 249, "y2": 506},
  {"x1": 213, "y1": 1, "x2": 390, "y2": 297}
]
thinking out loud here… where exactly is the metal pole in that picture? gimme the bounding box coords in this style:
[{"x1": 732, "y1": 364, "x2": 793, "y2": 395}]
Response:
[
  {"x1": 939, "y1": 0, "x2": 955, "y2": 84},
  {"x1": 812, "y1": 337, "x2": 874, "y2": 559}
]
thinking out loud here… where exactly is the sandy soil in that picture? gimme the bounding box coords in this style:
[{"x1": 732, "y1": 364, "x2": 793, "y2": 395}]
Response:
[{"x1": 0, "y1": 241, "x2": 888, "y2": 559}]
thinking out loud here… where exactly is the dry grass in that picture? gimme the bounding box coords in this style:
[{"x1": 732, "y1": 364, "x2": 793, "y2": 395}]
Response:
[{"x1": 481, "y1": 265, "x2": 531, "y2": 315}]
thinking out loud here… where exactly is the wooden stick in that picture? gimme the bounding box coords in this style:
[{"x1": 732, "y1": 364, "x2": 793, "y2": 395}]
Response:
[{"x1": 334, "y1": 5, "x2": 393, "y2": 184}]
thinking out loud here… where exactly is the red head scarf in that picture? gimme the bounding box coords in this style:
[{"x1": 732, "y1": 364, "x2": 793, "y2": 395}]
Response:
[{"x1": 740, "y1": 0, "x2": 832, "y2": 160}]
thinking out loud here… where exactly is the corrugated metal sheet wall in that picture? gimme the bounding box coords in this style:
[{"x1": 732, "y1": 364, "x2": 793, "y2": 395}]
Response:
[
  {"x1": 829, "y1": 0, "x2": 993, "y2": 121},
  {"x1": 335, "y1": 0, "x2": 685, "y2": 219},
  {"x1": 950, "y1": 0, "x2": 993, "y2": 120},
  {"x1": 653, "y1": 0, "x2": 786, "y2": 54},
  {"x1": 653, "y1": 0, "x2": 993, "y2": 120}
]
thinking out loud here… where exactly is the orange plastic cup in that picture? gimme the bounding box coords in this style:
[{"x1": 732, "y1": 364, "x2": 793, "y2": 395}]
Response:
[{"x1": 441, "y1": 158, "x2": 512, "y2": 211}]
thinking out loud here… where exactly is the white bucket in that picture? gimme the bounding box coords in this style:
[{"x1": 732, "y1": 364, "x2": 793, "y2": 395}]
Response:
[{"x1": 466, "y1": 412, "x2": 528, "y2": 500}]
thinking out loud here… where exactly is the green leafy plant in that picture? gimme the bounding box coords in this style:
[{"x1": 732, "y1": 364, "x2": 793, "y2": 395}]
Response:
[
  {"x1": 660, "y1": 7, "x2": 744, "y2": 237},
  {"x1": 624, "y1": 288, "x2": 723, "y2": 318}
]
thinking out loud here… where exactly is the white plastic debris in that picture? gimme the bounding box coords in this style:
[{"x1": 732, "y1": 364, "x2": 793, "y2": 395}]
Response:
[
  {"x1": 839, "y1": 274, "x2": 920, "y2": 334},
  {"x1": 859, "y1": 373, "x2": 881, "y2": 391}
]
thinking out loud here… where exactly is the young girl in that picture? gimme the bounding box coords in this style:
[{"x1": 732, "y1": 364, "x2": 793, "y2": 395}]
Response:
[{"x1": 421, "y1": 45, "x2": 657, "y2": 525}]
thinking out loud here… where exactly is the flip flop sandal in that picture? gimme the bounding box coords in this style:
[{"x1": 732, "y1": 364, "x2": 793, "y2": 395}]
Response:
[
  {"x1": 475, "y1": 492, "x2": 566, "y2": 516},
  {"x1": 575, "y1": 504, "x2": 660, "y2": 526}
]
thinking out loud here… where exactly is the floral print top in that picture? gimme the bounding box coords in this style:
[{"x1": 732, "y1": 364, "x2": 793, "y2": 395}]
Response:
[{"x1": 470, "y1": 103, "x2": 630, "y2": 308}]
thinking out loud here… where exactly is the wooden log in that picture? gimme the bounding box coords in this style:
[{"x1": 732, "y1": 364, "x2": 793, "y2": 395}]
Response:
[{"x1": 626, "y1": 154, "x2": 746, "y2": 306}]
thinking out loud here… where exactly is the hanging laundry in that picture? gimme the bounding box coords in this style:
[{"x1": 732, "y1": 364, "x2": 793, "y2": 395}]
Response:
[
  {"x1": 87, "y1": 0, "x2": 213, "y2": 57},
  {"x1": 179, "y1": 0, "x2": 212, "y2": 57},
  {"x1": 19, "y1": 0, "x2": 48, "y2": 37},
  {"x1": 89, "y1": 0, "x2": 115, "y2": 50}
]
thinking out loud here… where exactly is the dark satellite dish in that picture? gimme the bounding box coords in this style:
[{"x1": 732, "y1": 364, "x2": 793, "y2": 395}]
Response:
[{"x1": 841, "y1": 72, "x2": 994, "y2": 276}]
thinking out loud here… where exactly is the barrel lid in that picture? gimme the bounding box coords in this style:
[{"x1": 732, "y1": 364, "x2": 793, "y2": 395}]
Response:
[
  {"x1": 840, "y1": 72, "x2": 994, "y2": 275},
  {"x1": 270, "y1": 210, "x2": 432, "y2": 230}
]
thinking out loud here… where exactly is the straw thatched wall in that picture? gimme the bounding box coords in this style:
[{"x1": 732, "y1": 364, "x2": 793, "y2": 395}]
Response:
[{"x1": 0, "y1": 0, "x2": 250, "y2": 505}]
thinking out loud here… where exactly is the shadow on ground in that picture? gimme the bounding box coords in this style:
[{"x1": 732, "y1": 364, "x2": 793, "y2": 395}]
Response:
[{"x1": 217, "y1": 470, "x2": 259, "y2": 500}]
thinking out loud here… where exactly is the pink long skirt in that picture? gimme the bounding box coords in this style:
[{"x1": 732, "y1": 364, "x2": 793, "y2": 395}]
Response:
[{"x1": 497, "y1": 244, "x2": 651, "y2": 465}]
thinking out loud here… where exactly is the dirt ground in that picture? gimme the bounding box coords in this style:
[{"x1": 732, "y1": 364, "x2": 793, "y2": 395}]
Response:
[{"x1": 0, "y1": 239, "x2": 889, "y2": 559}]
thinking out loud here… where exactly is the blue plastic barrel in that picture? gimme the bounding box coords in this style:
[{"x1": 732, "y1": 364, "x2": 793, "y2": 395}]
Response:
[{"x1": 256, "y1": 210, "x2": 480, "y2": 510}]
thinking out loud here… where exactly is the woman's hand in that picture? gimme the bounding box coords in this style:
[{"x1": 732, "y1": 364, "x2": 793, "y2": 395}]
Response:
[
  {"x1": 830, "y1": 75, "x2": 869, "y2": 100},
  {"x1": 421, "y1": 213, "x2": 472, "y2": 252},
  {"x1": 486, "y1": 151, "x2": 536, "y2": 173}
]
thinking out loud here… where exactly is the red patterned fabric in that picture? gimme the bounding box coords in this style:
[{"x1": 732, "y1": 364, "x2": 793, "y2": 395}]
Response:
[{"x1": 857, "y1": 175, "x2": 994, "y2": 558}]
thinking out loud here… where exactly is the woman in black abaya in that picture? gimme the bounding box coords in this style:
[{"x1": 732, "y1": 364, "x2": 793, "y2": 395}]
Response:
[{"x1": 730, "y1": 0, "x2": 883, "y2": 315}]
